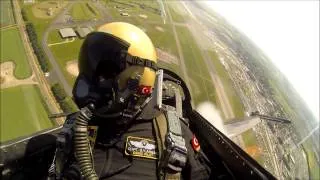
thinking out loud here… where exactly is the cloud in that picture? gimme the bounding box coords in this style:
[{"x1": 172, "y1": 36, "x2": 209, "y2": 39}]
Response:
[{"x1": 196, "y1": 101, "x2": 227, "y2": 135}]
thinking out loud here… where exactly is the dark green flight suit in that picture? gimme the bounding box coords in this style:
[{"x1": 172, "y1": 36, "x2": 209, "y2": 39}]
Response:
[{"x1": 62, "y1": 115, "x2": 211, "y2": 180}]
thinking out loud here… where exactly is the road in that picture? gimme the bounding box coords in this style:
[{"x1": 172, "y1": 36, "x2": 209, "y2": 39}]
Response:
[
  {"x1": 177, "y1": 1, "x2": 244, "y2": 147},
  {"x1": 262, "y1": 121, "x2": 282, "y2": 178},
  {"x1": 163, "y1": 2, "x2": 244, "y2": 148},
  {"x1": 188, "y1": 23, "x2": 235, "y2": 119},
  {"x1": 41, "y1": 2, "x2": 75, "y2": 96},
  {"x1": 12, "y1": 0, "x2": 64, "y2": 125},
  {"x1": 164, "y1": 0, "x2": 194, "y2": 107},
  {"x1": 145, "y1": 20, "x2": 187, "y2": 27},
  {"x1": 175, "y1": 1, "x2": 235, "y2": 119}
]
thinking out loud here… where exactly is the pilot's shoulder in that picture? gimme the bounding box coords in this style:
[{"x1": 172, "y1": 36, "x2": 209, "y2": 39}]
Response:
[
  {"x1": 64, "y1": 112, "x2": 78, "y2": 125},
  {"x1": 180, "y1": 118, "x2": 212, "y2": 178},
  {"x1": 64, "y1": 112, "x2": 99, "y2": 126},
  {"x1": 180, "y1": 119, "x2": 202, "y2": 154}
]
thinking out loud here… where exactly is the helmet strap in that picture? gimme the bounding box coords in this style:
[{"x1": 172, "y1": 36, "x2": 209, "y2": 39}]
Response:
[{"x1": 118, "y1": 51, "x2": 158, "y2": 71}]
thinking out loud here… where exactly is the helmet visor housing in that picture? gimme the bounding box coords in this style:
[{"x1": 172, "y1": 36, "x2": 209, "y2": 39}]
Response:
[{"x1": 76, "y1": 31, "x2": 157, "y2": 111}]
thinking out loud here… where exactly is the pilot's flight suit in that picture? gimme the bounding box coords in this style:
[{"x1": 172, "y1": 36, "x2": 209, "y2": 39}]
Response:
[{"x1": 60, "y1": 114, "x2": 212, "y2": 180}]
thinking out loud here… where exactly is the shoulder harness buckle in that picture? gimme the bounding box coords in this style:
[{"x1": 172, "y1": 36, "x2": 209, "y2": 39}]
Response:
[
  {"x1": 160, "y1": 108, "x2": 187, "y2": 172},
  {"x1": 153, "y1": 70, "x2": 187, "y2": 180}
]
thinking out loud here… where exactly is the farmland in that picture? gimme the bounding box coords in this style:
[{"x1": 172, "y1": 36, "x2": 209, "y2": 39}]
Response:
[
  {"x1": 1, "y1": 27, "x2": 32, "y2": 79},
  {"x1": 0, "y1": 85, "x2": 53, "y2": 142},
  {"x1": 0, "y1": 0, "x2": 15, "y2": 27}
]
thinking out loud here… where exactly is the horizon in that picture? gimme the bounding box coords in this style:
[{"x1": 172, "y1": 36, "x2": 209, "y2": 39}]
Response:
[{"x1": 205, "y1": 1, "x2": 319, "y2": 121}]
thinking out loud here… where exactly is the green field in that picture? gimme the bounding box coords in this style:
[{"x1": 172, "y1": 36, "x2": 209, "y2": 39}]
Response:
[
  {"x1": 175, "y1": 26, "x2": 216, "y2": 105},
  {"x1": 0, "y1": 0, "x2": 15, "y2": 27},
  {"x1": 104, "y1": 0, "x2": 163, "y2": 22},
  {"x1": 102, "y1": 2, "x2": 178, "y2": 57},
  {"x1": 0, "y1": 28, "x2": 32, "y2": 79},
  {"x1": 207, "y1": 51, "x2": 245, "y2": 118},
  {"x1": 71, "y1": 2, "x2": 100, "y2": 21},
  {"x1": 23, "y1": 3, "x2": 53, "y2": 43},
  {"x1": 103, "y1": 1, "x2": 141, "y2": 26},
  {"x1": 49, "y1": 37, "x2": 84, "y2": 86},
  {"x1": 31, "y1": 1, "x2": 68, "y2": 19},
  {"x1": 144, "y1": 23, "x2": 178, "y2": 56},
  {"x1": 242, "y1": 129, "x2": 257, "y2": 147},
  {"x1": 241, "y1": 129, "x2": 263, "y2": 164},
  {"x1": 139, "y1": 22, "x2": 181, "y2": 75},
  {"x1": 47, "y1": 31, "x2": 95, "y2": 86},
  {"x1": 306, "y1": 150, "x2": 320, "y2": 180},
  {"x1": 303, "y1": 141, "x2": 320, "y2": 180},
  {"x1": 167, "y1": 2, "x2": 188, "y2": 23},
  {"x1": 47, "y1": 29, "x2": 63, "y2": 44},
  {"x1": 157, "y1": 61, "x2": 182, "y2": 78},
  {"x1": 168, "y1": 6, "x2": 185, "y2": 23},
  {"x1": 0, "y1": 85, "x2": 53, "y2": 142}
]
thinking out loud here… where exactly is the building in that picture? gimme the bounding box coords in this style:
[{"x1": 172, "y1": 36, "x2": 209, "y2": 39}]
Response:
[
  {"x1": 59, "y1": 28, "x2": 77, "y2": 39},
  {"x1": 139, "y1": 14, "x2": 148, "y2": 19},
  {"x1": 47, "y1": 8, "x2": 54, "y2": 16},
  {"x1": 120, "y1": 12, "x2": 129, "y2": 17},
  {"x1": 24, "y1": 0, "x2": 35, "y2": 4},
  {"x1": 76, "y1": 27, "x2": 93, "y2": 38}
]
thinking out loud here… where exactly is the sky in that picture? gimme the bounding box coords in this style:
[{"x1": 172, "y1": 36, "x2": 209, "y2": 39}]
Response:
[{"x1": 205, "y1": 1, "x2": 319, "y2": 121}]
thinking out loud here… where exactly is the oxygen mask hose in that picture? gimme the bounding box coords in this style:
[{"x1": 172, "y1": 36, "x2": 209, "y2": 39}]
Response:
[{"x1": 74, "y1": 103, "x2": 99, "y2": 180}]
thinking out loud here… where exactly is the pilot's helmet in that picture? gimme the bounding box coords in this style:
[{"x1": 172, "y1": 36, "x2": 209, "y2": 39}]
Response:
[{"x1": 75, "y1": 22, "x2": 158, "y2": 110}]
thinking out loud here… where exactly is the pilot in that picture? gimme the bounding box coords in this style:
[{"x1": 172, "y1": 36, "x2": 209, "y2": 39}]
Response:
[{"x1": 49, "y1": 22, "x2": 212, "y2": 180}]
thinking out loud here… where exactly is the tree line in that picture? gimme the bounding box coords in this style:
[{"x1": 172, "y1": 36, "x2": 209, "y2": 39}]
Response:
[
  {"x1": 29, "y1": 34, "x2": 78, "y2": 113},
  {"x1": 51, "y1": 83, "x2": 78, "y2": 113},
  {"x1": 21, "y1": 8, "x2": 78, "y2": 114},
  {"x1": 21, "y1": 8, "x2": 28, "y2": 22},
  {"x1": 25, "y1": 23, "x2": 50, "y2": 72},
  {"x1": 10, "y1": 0, "x2": 17, "y2": 24},
  {"x1": 86, "y1": 3, "x2": 97, "y2": 15},
  {"x1": 22, "y1": 8, "x2": 50, "y2": 72}
]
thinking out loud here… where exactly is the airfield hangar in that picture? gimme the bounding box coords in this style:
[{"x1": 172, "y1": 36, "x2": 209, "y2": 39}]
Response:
[{"x1": 59, "y1": 28, "x2": 77, "y2": 39}]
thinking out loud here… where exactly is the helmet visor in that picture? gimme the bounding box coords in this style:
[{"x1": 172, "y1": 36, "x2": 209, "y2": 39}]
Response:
[{"x1": 79, "y1": 32, "x2": 130, "y2": 82}]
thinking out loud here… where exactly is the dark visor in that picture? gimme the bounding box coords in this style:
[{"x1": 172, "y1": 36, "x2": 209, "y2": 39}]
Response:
[{"x1": 81, "y1": 32, "x2": 157, "y2": 81}]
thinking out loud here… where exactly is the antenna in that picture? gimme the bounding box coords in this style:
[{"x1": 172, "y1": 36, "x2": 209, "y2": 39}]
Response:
[{"x1": 251, "y1": 111, "x2": 291, "y2": 124}]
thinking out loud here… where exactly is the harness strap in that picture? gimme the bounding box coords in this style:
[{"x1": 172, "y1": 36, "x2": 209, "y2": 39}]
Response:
[
  {"x1": 153, "y1": 113, "x2": 166, "y2": 159},
  {"x1": 154, "y1": 113, "x2": 180, "y2": 180},
  {"x1": 154, "y1": 107, "x2": 187, "y2": 180}
]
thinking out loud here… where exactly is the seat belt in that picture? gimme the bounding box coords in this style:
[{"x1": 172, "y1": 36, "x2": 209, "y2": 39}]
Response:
[
  {"x1": 153, "y1": 69, "x2": 187, "y2": 180},
  {"x1": 153, "y1": 106, "x2": 187, "y2": 180}
]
